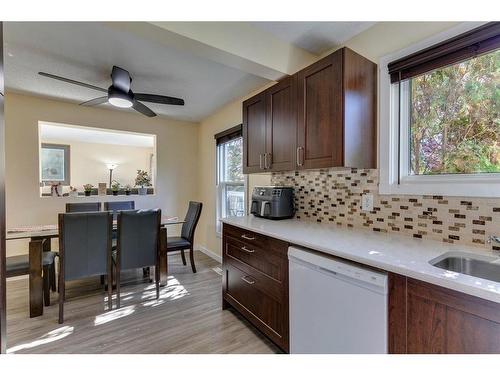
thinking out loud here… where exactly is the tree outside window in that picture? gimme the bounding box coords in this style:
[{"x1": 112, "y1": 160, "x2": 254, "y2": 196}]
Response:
[{"x1": 410, "y1": 49, "x2": 499, "y2": 175}]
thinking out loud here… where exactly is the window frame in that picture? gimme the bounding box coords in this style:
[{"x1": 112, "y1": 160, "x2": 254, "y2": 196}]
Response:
[
  {"x1": 215, "y1": 125, "x2": 246, "y2": 236},
  {"x1": 379, "y1": 22, "x2": 500, "y2": 198}
]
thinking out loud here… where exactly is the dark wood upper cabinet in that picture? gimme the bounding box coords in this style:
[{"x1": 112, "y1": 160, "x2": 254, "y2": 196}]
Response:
[
  {"x1": 297, "y1": 50, "x2": 343, "y2": 169},
  {"x1": 342, "y1": 48, "x2": 377, "y2": 169},
  {"x1": 243, "y1": 92, "x2": 267, "y2": 173},
  {"x1": 265, "y1": 76, "x2": 297, "y2": 172},
  {"x1": 243, "y1": 47, "x2": 377, "y2": 174}
]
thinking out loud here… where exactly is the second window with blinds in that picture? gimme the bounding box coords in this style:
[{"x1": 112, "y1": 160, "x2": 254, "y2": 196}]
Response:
[{"x1": 215, "y1": 125, "x2": 246, "y2": 235}]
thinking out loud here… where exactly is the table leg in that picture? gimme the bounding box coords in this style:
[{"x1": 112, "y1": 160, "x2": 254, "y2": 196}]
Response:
[
  {"x1": 159, "y1": 227, "x2": 168, "y2": 286},
  {"x1": 29, "y1": 239, "x2": 44, "y2": 318},
  {"x1": 41, "y1": 237, "x2": 57, "y2": 292}
]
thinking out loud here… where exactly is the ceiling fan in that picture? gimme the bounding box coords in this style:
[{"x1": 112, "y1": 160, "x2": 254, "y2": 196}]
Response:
[{"x1": 38, "y1": 66, "x2": 185, "y2": 117}]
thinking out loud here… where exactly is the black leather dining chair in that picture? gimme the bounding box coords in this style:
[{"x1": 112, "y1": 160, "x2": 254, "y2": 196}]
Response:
[
  {"x1": 114, "y1": 209, "x2": 161, "y2": 308},
  {"x1": 103, "y1": 201, "x2": 135, "y2": 220},
  {"x1": 58, "y1": 211, "x2": 113, "y2": 324},
  {"x1": 166, "y1": 201, "x2": 203, "y2": 273},
  {"x1": 66, "y1": 202, "x2": 102, "y2": 213}
]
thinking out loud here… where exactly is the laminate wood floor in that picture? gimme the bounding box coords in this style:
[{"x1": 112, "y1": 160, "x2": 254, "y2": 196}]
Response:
[{"x1": 5, "y1": 252, "x2": 280, "y2": 354}]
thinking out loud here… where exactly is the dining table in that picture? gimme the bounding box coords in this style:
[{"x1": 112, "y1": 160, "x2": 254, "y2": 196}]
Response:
[{"x1": 6, "y1": 215, "x2": 184, "y2": 318}]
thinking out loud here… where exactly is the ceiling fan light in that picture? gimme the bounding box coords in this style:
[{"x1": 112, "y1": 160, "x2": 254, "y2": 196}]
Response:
[
  {"x1": 108, "y1": 96, "x2": 133, "y2": 108},
  {"x1": 108, "y1": 86, "x2": 133, "y2": 108}
]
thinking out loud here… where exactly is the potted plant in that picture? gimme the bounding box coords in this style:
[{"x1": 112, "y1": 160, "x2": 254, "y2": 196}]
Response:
[
  {"x1": 111, "y1": 180, "x2": 121, "y2": 196},
  {"x1": 124, "y1": 184, "x2": 132, "y2": 196},
  {"x1": 83, "y1": 184, "x2": 93, "y2": 197},
  {"x1": 135, "y1": 170, "x2": 151, "y2": 195}
]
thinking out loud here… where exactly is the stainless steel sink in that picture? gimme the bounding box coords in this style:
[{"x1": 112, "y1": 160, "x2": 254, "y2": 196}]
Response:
[{"x1": 429, "y1": 252, "x2": 500, "y2": 282}]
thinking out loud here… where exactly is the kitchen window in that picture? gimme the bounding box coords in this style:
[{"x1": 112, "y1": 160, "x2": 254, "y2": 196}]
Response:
[
  {"x1": 379, "y1": 22, "x2": 500, "y2": 197},
  {"x1": 215, "y1": 125, "x2": 245, "y2": 234}
]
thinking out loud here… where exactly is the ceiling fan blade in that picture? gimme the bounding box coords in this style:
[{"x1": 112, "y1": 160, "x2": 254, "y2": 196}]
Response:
[
  {"x1": 133, "y1": 100, "x2": 156, "y2": 117},
  {"x1": 111, "y1": 66, "x2": 131, "y2": 92},
  {"x1": 135, "y1": 93, "x2": 185, "y2": 106},
  {"x1": 38, "y1": 72, "x2": 107, "y2": 93},
  {"x1": 79, "y1": 96, "x2": 108, "y2": 106}
]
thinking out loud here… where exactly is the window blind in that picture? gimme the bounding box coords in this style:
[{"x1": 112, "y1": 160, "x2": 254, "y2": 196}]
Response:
[
  {"x1": 388, "y1": 22, "x2": 500, "y2": 83},
  {"x1": 214, "y1": 124, "x2": 242, "y2": 145}
]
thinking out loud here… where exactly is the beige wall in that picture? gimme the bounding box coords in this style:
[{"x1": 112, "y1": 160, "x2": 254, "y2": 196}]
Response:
[
  {"x1": 5, "y1": 92, "x2": 199, "y2": 256},
  {"x1": 196, "y1": 86, "x2": 274, "y2": 256},
  {"x1": 195, "y1": 22, "x2": 461, "y2": 258},
  {"x1": 342, "y1": 22, "x2": 459, "y2": 63},
  {"x1": 39, "y1": 138, "x2": 154, "y2": 195}
]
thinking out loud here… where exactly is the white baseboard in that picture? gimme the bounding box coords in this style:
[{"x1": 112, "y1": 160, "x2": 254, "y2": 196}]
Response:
[{"x1": 196, "y1": 245, "x2": 222, "y2": 263}]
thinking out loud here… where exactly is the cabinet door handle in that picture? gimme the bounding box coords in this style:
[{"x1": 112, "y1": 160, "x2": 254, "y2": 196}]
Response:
[
  {"x1": 296, "y1": 146, "x2": 304, "y2": 167},
  {"x1": 241, "y1": 234, "x2": 255, "y2": 241},
  {"x1": 259, "y1": 154, "x2": 264, "y2": 169},
  {"x1": 241, "y1": 246, "x2": 255, "y2": 253},
  {"x1": 265, "y1": 153, "x2": 272, "y2": 169},
  {"x1": 241, "y1": 275, "x2": 255, "y2": 285}
]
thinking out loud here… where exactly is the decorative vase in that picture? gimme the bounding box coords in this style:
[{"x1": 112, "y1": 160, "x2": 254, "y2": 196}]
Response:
[
  {"x1": 85, "y1": 191, "x2": 91, "y2": 197},
  {"x1": 138, "y1": 187, "x2": 147, "y2": 195}
]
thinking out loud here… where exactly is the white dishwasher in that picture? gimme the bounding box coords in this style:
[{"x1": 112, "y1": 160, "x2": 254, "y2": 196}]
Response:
[{"x1": 288, "y1": 246, "x2": 388, "y2": 354}]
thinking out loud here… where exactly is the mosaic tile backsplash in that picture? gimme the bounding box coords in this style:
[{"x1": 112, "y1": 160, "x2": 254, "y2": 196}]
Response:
[{"x1": 271, "y1": 168, "x2": 500, "y2": 251}]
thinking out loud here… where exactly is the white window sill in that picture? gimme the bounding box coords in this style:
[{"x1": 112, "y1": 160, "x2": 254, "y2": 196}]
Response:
[{"x1": 380, "y1": 179, "x2": 500, "y2": 198}]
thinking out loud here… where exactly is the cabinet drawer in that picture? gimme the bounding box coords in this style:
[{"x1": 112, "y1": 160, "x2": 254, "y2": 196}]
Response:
[
  {"x1": 223, "y1": 224, "x2": 288, "y2": 257},
  {"x1": 225, "y1": 236, "x2": 284, "y2": 281},
  {"x1": 224, "y1": 263, "x2": 286, "y2": 343}
]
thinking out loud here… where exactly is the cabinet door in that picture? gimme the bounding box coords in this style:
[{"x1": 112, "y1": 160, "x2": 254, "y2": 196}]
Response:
[
  {"x1": 391, "y1": 276, "x2": 500, "y2": 354},
  {"x1": 265, "y1": 75, "x2": 297, "y2": 171},
  {"x1": 297, "y1": 50, "x2": 343, "y2": 169},
  {"x1": 224, "y1": 262, "x2": 287, "y2": 351},
  {"x1": 243, "y1": 92, "x2": 266, "y2": 173}
]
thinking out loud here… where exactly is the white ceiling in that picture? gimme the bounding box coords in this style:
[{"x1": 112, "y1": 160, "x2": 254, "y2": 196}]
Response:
[
  {"x1": 3, "y1": 22, "x2": 375, "y2": 123},
  {"x1": 250, "y1": 22, "x2": 376, "y2": 54},
  {"x1": 40, "y1": 122, "x2": 155, "y2": 148},
  {"x1": 3, "y1": 22, "x2": 269, "y2": 122}
]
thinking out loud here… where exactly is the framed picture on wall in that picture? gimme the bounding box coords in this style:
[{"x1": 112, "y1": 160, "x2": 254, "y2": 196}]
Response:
[{"x1": 41, "y1": 143, "x2": 70, "y2": 186}]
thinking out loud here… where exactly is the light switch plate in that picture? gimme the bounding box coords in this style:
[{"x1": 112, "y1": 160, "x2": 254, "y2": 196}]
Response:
[{"x1": 361, "y1": 193, "x2": 374, "y2": 211}]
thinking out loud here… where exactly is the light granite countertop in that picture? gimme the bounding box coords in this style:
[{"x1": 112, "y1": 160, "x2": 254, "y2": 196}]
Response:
[{"x1": 221, "y1": 216, "x2": 500, "y2": 303}]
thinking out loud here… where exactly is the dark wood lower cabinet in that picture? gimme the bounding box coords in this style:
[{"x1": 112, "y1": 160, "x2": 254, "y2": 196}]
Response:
[
  {"x1": 389, "y1": 273, "x2": 500, "y2": 354},
  {"x1": 222, "y1": 225, "x2": 499, "y2": 354},
  {"x1": 222, "y1": 224, "x2": 289, "y2": 352}
]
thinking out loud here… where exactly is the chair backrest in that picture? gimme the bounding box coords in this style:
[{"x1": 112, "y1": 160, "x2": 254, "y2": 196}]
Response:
[
  {"x1": 181, "y1": 201, "x2": 203, "y2": 242},
  {"x1": 117, "y1": 209, "x2": 161, "y2": 270},
  {"x1": 59, "y1": 211, "x2": 112, "y2": 281},
  {"x1": 66, "y1": 202, "x2": 101, "y2": 213},
  {"x1": 103, "y1": 201, "x2": 135, "y2": 220}
]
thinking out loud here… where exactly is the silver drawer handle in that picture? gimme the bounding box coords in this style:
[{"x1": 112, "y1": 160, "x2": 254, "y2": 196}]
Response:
[
  {"x1": 241, "y1": 246, "x2": 255, "y2": 253},
  {"x1": 296, "y1": 146, "x2": 304, "y2": 167},
  {"x1": 241, "y1": 276, "x2": 255, "y2": 285},
  {"x1": 241, "y1": 234, "x2": 255, "y2": 240}
]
